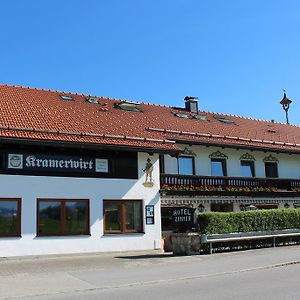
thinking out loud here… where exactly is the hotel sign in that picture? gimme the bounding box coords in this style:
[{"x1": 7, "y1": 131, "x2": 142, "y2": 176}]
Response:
[
  {"x1": 7, "y1": 153, "x2": 109, "y2": 174},
  {"x1": 172, "y1": 208, "x2": 195, "y2": 225}
]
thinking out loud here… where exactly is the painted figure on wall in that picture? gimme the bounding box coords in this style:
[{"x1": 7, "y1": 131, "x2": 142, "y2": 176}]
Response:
[{"x1": 143, "y1": 158, "x2": 153, "y2": 182}]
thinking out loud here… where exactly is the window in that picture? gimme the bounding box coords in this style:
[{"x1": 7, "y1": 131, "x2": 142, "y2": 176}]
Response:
[
  {"x1": 86, "y1": 96, "x2": 99, "y2": 104},
  {"x1": 193, "y1": 114, "x2": 207, "y2": 121},
  {"x1": 114, "y1": 101, "x2": 141, "y2": 112},
  {"x1": 241, "y1": 161, "x2": 255, "y2": 177},
  {"x1": 174, "y1": 113, "x2": 191, "y2": 119},
  {"x1": 37, "y1": 199, "x2": 89, "y2": 236},
  {"x1": 178, "y1": 156, "x2": 195, "y2": 175},
  {"x1": 214, "y1": 116, "x2": 237, "y2": 125},
  {"x1": 211, "y1": 159, "x2": 227, "y2": 176},
  {"x1": 0, "y1": 199, "x2": 21, "y2": 237},
  {"x1": 104, "y1": 200, "x2": 143, "y2": 234},
  {"x1": 60, "y1": 94, "x2": 73, "y2": 101},
  {"x1": 265, "y1": 162, "x2": 278, "y2": 178}
]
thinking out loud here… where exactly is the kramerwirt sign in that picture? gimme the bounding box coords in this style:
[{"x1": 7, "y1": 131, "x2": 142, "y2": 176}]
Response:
[{"x1": 7, "y1": 153, "x2": 109, "y2": 174}]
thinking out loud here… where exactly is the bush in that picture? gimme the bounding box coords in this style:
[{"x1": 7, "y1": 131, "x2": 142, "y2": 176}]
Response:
[{"x1": 198, "y1": 209, "x2": 300, "y2": 234}]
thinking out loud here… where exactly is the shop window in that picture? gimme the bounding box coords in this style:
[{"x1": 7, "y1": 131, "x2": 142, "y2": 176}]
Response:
[
  {"x1": 0, "y1": 199, "x2": 21, "y2": 237},
  {"x1": 104, "y1": 200, "x2": 143, "y2": 234},
  {"x1": 241, "y1": 161, "x2": 255, "y2": 177},
  {"x1": 178, "y1": 156, "x2": 195, "y2": 175},
  {"x1": 211, "y1": 159, "x2": 227, "y2": 176},
  {"x1": 255, "y1": 204, "x2": 278, "y2": 210},
  {"x1": 37, "y1": 199, "x2": 89, "y2": 236},
  {"x1": 211, "y1": 203, "x2": 233, "y2": 212},
  {"x1": 265, "y1": 162, "x2": 278, "y2": 178}
]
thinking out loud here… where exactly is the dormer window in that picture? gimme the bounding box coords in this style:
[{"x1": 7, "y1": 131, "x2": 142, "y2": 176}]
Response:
[
  {"x1": 114, "y1": 101, "x2": 141, "y2": 112},
  {"x1": 60, "y1": 94, "x2": 74, "y2": 101}
]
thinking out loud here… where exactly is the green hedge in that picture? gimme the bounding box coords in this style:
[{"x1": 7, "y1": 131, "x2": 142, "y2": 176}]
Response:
[{"x1": 197, "y1": 209, "x2": 300, "y2": 234}]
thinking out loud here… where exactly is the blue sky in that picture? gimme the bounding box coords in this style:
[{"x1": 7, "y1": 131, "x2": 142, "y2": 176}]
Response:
[{"x1": 1, "y1": 1, "x2": 300, "y2": 124}]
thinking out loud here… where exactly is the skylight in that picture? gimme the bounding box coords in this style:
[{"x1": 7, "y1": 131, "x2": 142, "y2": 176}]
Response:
[
  {"x1": 114, "y1": 101, "x2": 141, "y2": 112},
  {"x1": 86, "y1": 96, "x2": 99, "y2": 104},
  {"x1": 174, "y1": 113, "x2": 191, "y2": 119},
  {"x1": 193, "y1": 114, "x2": 207, "y2": 121},
  {"x1": 60, "y1": 94, "x2": 73, "y2": 101},
  {"x1": 214, "y1": 116, "x2": 237, "y2": 125}
]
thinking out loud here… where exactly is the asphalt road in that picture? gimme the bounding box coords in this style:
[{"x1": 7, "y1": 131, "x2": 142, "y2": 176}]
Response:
[
  {"x1": 1, "y1": 246, "x2": 300, "y2": 299},
  {"x1": 36, "y1": 263, "x2": 300, "y2": 300}
]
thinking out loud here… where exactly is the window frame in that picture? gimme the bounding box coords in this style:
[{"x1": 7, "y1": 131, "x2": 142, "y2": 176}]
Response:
[
  {"x1": 37, "y1": 199, "x2": 90, "y2": 237},
  {"x1": 177, "y1": 156, "x2": 195, "y2": 175},
  {"x1": 0, "y1": 198, "x2": 21, "y2": 237},
  {"x1": 103, "y1": 199, "x2": 144, "y2": 234},
  {"x1": 210, "y1": 158, "x2": 227, "y2": 176},
  {"x1": 240, "y1": 160, "x2": 255, "y2": 177},
  {"x1": 60, "y1": 94, "x2": 74, "y2": 101},
  {"x1": 264, "y1": 162, "x2": 278, "y2": 178}
]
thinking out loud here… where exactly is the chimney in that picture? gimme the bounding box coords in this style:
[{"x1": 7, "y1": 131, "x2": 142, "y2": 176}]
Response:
[{"x1": 184, "y1": 96, "x2": 198, "y2": 114}]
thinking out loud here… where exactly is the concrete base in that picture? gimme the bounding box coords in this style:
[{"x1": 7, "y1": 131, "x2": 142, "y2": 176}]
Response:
[{"x1": 171, "y1": 232, "x2": 201, "y2": 255}]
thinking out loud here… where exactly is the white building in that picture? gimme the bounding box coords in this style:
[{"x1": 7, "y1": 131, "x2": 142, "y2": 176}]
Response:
[
  {"x1": 0, "y1": 84, "x2": 178, "y2": 257},
  {"x1": 0, "y1": 84, "x2": 300, "y2": 256}
]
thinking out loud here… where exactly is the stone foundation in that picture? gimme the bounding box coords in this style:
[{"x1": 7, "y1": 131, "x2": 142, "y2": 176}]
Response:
[{"x1": 171, "y1": 232, "x2": 201, "y2": 255}]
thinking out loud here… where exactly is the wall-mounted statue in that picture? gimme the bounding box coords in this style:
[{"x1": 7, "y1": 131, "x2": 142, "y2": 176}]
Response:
[{"x1": 143, "y1": 158, "x2": 154, "y2": 183}]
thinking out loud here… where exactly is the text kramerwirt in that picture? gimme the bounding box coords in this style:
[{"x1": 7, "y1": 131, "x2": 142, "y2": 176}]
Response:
[
  {"x1": 7, "y1": 153, "x2": 109, "y2": 173},
  {"x1": 26, "y1": 156, "x2": 93, "y2": 170}
]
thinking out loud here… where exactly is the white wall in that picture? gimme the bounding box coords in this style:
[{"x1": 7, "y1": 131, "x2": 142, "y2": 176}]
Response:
[
  {"x1": 164, "y1": 145, "x2": 300, "y2": 179},
  {"x1": 0, "y1": 153, "x2": 162, "y2": 257}
]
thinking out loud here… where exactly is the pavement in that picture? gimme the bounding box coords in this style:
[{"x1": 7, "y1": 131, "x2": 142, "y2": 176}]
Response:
[{"x1": 0, "y1": 246, "x2": 300, "y2": 299}]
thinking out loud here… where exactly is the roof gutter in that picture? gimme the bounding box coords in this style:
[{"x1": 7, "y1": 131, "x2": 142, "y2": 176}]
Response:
[
  {"x1": 171, "y1": 137, "x2": 300, "y2": 155},
  {"x1": 0, "y1": 137, "x2": 180, "y2": 156}
]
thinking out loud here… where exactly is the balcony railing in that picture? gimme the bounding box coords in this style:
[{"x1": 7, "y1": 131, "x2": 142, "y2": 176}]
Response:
[{"x1": 160, "y1": 173, "x2": 300, "y2": 197}]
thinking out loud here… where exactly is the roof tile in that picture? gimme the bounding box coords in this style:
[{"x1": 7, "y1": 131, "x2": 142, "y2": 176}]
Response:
[{"x1": 1, "y1": 84, "x2": 300, "y2": 153}]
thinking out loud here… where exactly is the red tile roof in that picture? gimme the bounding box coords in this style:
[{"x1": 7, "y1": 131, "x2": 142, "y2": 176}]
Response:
[{"x1": 1, "y1": 84, "x2": 300, "y2": 153}]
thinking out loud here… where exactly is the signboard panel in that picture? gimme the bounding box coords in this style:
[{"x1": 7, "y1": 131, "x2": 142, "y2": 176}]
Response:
[
  {"x1": 172, "y1": 207, "x2": 195, "y2": 231},
  {"x1": 145, "y1": 205, "x2": 155, "y2": 225},
  {"x1": 7, "y1": 153, "x2": 109, "y2": 175}
]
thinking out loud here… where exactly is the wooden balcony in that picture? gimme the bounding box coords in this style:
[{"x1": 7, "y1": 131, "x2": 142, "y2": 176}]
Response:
[{"x1": 160, "y1": 174, "x2": 300, "y2": 197}]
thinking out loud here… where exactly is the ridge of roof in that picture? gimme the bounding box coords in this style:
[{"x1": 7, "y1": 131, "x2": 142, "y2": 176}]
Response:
[{"x1": 0, "y1": 83, "x2": 115, "y2": 101}]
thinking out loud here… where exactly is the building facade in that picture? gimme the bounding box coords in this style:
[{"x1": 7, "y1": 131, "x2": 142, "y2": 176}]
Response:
[
  {"x1": 0, "y1": 84, "x2": 300, "y2": 256},
  {"x1": 0, "y1": 84, "x2": 179, "y2": 257},
  {"x1": 0, "y1": 144, "x2": 163, "y2": 256}
]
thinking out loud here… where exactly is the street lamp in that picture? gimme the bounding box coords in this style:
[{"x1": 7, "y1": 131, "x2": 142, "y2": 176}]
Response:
[{"x1": 280, "y1": 90, "x2": 292, "y2": 124}]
